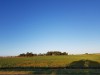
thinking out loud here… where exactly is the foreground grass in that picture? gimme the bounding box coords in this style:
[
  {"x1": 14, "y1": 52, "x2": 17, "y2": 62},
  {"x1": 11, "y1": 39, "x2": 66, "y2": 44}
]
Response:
[
  {"x1": 0, "y1": 71, "x2": 32, "y2": 75},
  {"x1": 0, "y1": 69, "x2": 100, "y2": 75}
]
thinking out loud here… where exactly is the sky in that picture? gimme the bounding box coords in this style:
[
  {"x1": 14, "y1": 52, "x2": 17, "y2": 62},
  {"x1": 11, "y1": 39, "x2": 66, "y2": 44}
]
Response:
[{"x1": 0, "y1": 0, "x2": 100, "y2": 56}]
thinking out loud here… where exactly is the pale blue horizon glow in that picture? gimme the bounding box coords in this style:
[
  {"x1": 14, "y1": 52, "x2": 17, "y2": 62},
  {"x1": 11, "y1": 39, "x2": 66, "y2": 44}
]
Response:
[{"x1": 0, "y1": 0, "x2": 100, "y2": 56}]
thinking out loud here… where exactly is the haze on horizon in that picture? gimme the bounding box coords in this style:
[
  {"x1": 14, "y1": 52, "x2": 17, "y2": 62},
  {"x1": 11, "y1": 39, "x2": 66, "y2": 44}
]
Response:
[{"x1": 0, "y1": 0, "x2": 100, "y2": 56}]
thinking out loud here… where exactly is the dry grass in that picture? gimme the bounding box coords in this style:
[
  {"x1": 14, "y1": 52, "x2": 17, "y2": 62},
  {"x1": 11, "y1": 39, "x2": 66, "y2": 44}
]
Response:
[{"x1": 0, "y1": 71, "x2": 32, "y2": 75}]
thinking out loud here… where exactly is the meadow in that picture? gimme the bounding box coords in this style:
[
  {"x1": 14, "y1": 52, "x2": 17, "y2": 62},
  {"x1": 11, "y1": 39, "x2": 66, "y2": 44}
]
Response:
[{"x1": 0, "y1": 54, "x2": 100, "y2": 74}]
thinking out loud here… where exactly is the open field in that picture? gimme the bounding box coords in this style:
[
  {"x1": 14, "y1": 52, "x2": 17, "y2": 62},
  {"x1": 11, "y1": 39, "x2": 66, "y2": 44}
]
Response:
[
  {"x1": 0, "y1": 54, "x2": 100, "y2": 74},
  {"x1": 0, "y1": 54, "x2": 100, "y2": 68}
]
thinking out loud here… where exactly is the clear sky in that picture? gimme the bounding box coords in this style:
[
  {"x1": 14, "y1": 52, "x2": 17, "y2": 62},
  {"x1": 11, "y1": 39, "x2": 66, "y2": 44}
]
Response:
[{"x1": 0, "y1": 0, "x2": 100, "y2": 56}]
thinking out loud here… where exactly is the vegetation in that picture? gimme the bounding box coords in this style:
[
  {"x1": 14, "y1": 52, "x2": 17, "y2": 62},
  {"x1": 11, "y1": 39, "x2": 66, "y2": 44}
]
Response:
[
  {"x1": 0, "y1": 71, "x2": 32, "y2": 75},
  {"x1": 19, "y1": 52, "x2": 37, "y2": 57},
  {"x1": 0, "y1": 69, "x2": 100, "y2": 75},
  {"x1": 46, "y1": 51, "x2": 68, "y2": 56},
  {"x1": 19, "y1": 51, "x2": 68, "y2": 57},
  {"x1": 0, "y1": 54, "x2": 100, "y2": 68},
  {"x1": 0, "y1": 54, "x2": 100, "y2": 74}
]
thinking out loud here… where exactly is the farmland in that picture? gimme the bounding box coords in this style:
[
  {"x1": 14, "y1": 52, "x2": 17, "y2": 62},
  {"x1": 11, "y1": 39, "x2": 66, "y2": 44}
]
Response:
[{"x1": 0, "y1": 54, "x2": 100, "y2": 74}]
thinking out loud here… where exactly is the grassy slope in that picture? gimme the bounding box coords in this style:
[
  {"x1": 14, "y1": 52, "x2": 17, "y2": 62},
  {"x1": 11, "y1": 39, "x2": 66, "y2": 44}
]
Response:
[
  {"x1": 0, "y1": 54, "x2": 100, "y2": 68},
  {"x1": 0, "y1": 54, "x2": 100, "y2": 74}
]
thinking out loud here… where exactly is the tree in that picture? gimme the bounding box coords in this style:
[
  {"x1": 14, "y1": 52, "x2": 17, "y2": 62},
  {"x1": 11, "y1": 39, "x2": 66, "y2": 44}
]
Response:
[
  {"x1": 19, "y1": 52, "x2": 37, "y2": 57},
  {"x1": 61, "y1": 52, "x2": 68, "y2": 55},
  {"x1": 19, "y1": 53, "x2": 26, "y2": 57}
]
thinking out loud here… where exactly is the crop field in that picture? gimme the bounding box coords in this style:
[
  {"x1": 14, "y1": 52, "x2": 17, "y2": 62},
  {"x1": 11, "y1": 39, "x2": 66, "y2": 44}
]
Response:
[{"x1": 0, "y1": 54, "x2": 100, "y2": 74}]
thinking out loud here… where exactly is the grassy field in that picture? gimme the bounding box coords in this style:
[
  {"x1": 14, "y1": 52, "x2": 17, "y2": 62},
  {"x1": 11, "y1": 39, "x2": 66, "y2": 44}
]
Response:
[{"x1": 0, "y1": 54, "x2": 100, "y2": 74}]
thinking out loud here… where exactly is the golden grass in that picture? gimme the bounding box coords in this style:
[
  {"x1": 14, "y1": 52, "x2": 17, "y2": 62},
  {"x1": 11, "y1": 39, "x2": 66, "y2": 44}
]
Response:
[{"x1": 0, "y1": 71, "x2": 32, "y2": 74}]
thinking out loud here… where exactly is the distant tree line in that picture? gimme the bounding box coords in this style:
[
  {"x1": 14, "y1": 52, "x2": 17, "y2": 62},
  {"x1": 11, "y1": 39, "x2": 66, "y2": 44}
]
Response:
[
  {"x1": 19, "y1": 52, "x2": 37, "y2": 57},
  {"x1": 19, "y1": 51, "x2": 68, "y2": 57},
  {"x1": 46, "y1": 51, "x2": 68, "y2": 56}
]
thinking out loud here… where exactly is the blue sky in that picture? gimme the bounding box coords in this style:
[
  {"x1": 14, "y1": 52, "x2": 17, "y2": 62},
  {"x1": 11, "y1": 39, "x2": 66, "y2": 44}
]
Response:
[{"x1": 0, "y1": 0, "x2": 100, "y2": 56}]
